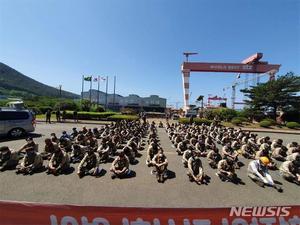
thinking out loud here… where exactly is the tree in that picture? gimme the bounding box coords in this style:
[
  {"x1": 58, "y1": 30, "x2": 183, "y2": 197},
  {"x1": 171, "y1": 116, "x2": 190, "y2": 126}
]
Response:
[{"x1": 241, "y1": 73, "x2": 300, "y2": 120}]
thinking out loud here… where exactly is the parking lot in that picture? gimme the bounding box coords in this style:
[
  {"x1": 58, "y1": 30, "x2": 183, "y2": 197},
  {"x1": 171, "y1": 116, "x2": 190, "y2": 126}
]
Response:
[{"x1": 0, "y1": 121, "x2": 299, "y2": 208}]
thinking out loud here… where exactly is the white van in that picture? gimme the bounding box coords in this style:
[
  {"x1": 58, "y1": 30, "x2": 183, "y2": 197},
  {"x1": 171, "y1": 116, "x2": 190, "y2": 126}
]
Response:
[{"x1": 0, "y1": 108, "x2": 35, "y2": 138}]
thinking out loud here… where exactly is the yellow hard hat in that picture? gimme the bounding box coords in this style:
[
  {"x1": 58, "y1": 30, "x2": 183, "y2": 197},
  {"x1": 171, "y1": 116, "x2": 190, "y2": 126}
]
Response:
[{"x1": 260, "y1": 157, "x2": 270, "y2": 166}]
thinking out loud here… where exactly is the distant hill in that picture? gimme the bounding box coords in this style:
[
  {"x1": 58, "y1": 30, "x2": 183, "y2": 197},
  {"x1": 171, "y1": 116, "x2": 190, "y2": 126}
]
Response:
[{"x1": 0, "y1": 62, "x2": 79, "y2": 99}]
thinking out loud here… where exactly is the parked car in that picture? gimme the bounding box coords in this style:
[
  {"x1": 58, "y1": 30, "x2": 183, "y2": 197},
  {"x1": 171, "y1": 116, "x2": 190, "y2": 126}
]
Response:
[{"x1": 0, "y1": 108, "x2": 35, "y2": 138}]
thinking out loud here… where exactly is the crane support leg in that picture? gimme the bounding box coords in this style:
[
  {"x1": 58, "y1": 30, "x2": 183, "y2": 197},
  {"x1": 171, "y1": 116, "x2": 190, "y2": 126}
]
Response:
[{"x1": 182, "y1": 69, "x2": 190, "y2": 112}]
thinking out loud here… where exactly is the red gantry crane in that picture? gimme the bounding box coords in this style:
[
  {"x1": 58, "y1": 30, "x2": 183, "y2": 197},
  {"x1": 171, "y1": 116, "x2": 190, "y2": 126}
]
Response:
[{"x1": 181, "y1": 53, "x2": 281, "y2": 112}]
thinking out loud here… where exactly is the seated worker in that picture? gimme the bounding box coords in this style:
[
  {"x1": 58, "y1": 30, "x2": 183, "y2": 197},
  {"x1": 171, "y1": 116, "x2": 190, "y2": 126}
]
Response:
[
  {"x1": 248, "y1": 157, "x2": 282, "y2": 192},
  {"x1": 222, "y1": 142, "x2": 240, "y2": 169},
  {"x1": 280, "y1": 153, "x2": 300, "y2": 185},
  {"x1": 0, "y1": 146, "x2": 19, "y2": 171},
  {"x1": 16, "y1": 146, "x2": 43, "y2": 175},
  {"x1": 216, "y1": 158, "x2": 237, "y2": 182},
  {"x1": 187, "y1": 151, "x2": 207, "y2": 185},
  {"x1": 271, "y1": 146, "x2": 287, "y2": 162},
  {"x1": 110, "y1": 150, "x2": 130, "y2": 179},
  {"x1": 176, "y1": 139, "x2": 188, "y2": 155},
  {"x1": 70, "y1": 144, "x2": 85, "y2": 163},
  {"x1": 146, "y1": 140, "x2": 159, "y2": 167},
  {"x1": 41, "y1": 138, "x2": 60, "y2": 160},
  {"x1": 207, "y1": 146, "x2": 222, "y2": 169},
  {"x1": 97, "y1": 139, "x2": 110, "y2": 163},
  {"x1": 255, "y1": 143, "x2": 277, "y2": 170},
  {"x1": 47, "y1": 147, "x2": 70, "y2": 176},
  {"x1": 18, "y1": 137, "x2": 37, "y2": 153},
  {"x1": 152, "y1": 149, "x2": 168, "y2": 183},
  {"x1": 77, "y1": 147, "x2": 101, "y2": 178},
  {"x1": 240, "y1": 143, "x2": 256, "y2": 159},
  {"x1": 182, "y1": 145, "x2": 194, "y2": 168}
]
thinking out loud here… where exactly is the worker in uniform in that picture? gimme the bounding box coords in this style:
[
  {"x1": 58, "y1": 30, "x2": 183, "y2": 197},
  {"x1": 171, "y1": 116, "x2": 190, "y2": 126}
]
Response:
[
  {"x1": 176, "y1": 139, "x2": 188, "y2": 155},
  {"x1": 240, "y1": 143, "x2": 256, "y2": 159},
  {"x1": 146, "y1": 140, "x2": 159, "y2": 167},
  {"x1": 42, "y1": 138, "x2": 60, "y2": 160},
  {"x1": 280, "y1": 153, "x2": 300, "y2": 185},
  {"x1": 222, "y1": 142, "x2": 240, "y2": 169},
  {"x1": 248, "y1": 157, "x2": 282, "y2": 192},
  {"x1": 207, "y1": 145, "x2": 222, "y2": 169},
  {"x1": 216, "y1": 158, "x2": 237, "y2": 182},
  {"x1": 187, "y1": 151, "x2": 207, "y2": 185},
  {"x1": 77, "y1": 147, "x2": 101, "y2": 178},
  {"x1": 152, "y1": 149, "x2": 168, "y2": 183},
  {"x1": 110, "y1": 150, "x2": 130, "y2": 179},
  {"x1": 97, "y1": 139, "x2": 110, "y2": 163},
  {"x1": 47, "y1": 147, "x2": 70, "y2": 175},
  {"x1": 16, "y1": 146, "x2": 43, "y2": 175},
  {"x1": 0, "y1": 146, "x2": 19, "y2": 171},
  {"x1": 255, "y1": 143, "x2": 277, "y2": 170},
  {"x1": 182, "y1": 145, "x2": 194, "y2": 168}
]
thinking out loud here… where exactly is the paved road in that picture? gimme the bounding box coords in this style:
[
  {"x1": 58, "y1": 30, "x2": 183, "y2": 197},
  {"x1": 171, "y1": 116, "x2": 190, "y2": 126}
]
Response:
[{"x1": 0, "y1": 121, "x2": 299, "y2": 207}]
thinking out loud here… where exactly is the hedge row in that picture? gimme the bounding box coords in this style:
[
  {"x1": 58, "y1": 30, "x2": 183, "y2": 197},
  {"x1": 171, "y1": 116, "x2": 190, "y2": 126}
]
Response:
[
  {"x1": 178, "y1": 118, "x2": 212, "y2": 125},
  {"x1": 62, "y1": 111, "x2": 117, "y2": 120},
  {"x1": 107, "y1": 115, "x2": 139, "y2": 121}
]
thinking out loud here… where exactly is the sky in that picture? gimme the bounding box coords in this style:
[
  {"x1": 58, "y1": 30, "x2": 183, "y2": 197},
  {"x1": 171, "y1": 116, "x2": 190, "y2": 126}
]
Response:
[{"x1": 0, "y1": 0, "x2": 299, "y2": 108}]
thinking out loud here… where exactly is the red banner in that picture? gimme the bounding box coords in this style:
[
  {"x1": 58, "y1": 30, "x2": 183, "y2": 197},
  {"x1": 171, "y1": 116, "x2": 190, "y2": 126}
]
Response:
[{"x1": 0, "y1": 200, "x2": 299, "y2": 225}]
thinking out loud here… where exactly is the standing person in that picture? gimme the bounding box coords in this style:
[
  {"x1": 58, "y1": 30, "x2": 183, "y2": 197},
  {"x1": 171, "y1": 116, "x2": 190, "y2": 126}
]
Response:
[
  {"x1": 248, "y1": 157, "x2": 282, "y2": 192},
  {"x1": 73, "y1": 110, "x2": 78, "y2": 123},
  {"x1": 45, "y1": 109, "x2": 51, "y2": 124},
  {"x1": 62, "y1": 110, "x2": 67, "y2": 122},
  {"x1": 56, "y1": 110, "x2": 61, "y2": 122}
]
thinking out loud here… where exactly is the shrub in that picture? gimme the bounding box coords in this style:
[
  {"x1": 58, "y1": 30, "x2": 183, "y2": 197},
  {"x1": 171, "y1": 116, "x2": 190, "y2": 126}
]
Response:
[
  {"x1": 262, "y1": 118, "x2": 276, "y2": 125},
  {"x1": 286, "y1": 122, "x2": 300, "y2": 129},
  {"x1": 90, "y1": 105, "x2": 105, "y2": 112},
  {"x1": 259, "y1": 120, "x2": 273, "y2": 128},
  {"x1": 231, "y1": 117, "x2": 243, "y2": 126},
  {"x1": 107, "y1": 115, "x2": 139, "y2": 121},
  {"x1": 58, "y1": 111, "x2": 117, "y2": 120},
  {"x1": 212, "y1": 108, "x2": 237, "y2": 122},
  {"x1": 178, "y1": 118, "x2": 212, "y2": 125}
]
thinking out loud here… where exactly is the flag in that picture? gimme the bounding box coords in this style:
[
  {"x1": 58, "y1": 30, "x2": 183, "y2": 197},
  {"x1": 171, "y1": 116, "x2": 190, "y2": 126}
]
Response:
[
  {"x1": 101, "y1": 77, "x2": 106, "y2": 81},
  {"x1": 93, "y1": 77, "x2": 98, "y2": 82},
  {"x1": 84, "y1": 76, "x2": 92, "y2": 81}
]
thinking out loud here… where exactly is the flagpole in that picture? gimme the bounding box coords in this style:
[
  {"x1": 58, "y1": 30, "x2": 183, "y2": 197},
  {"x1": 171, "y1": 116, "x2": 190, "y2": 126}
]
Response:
[
  {"x1": 81, "y1": 75, "x2": 84, "y2": 102},
  {"x1": 89, "y1": 76, "x2": 92, "y2": 103},
  {"x1": 97, "y1": 76, "x2": 100, "y2": 106},
  {"x1": 105, "y1": 76, "x2": 108, "y2": 110},
  {"x1": 113, "y1": 75, "x2": 116, "y2": 109}
]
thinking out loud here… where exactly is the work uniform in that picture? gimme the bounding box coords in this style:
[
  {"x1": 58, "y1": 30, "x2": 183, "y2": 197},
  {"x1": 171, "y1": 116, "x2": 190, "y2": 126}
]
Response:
[
  {"x1": 207, "y1": 149, "x2": 222, "y2": 169},
  {"x1": 77, "y1": 151, "x2": 101, "y2": 177},
  {"x1": 110, "y1": 155, "x2": 130, "y2": 178},
  {"x1": 182, "y1": 149, "x2": 193, "y2": 167},
  {"x1": 279, "y1": 160, "x2": 300, "y2": 184},
  {"x1": 17, "y1": 151, "x2": 43, "y2": 174},
  {"x1": 217, "y1": 159, "x2": 236, "y2": 181},
  {"x1": 0, "y1": 149, "x2": 19, "y2": 171},
  {"x1": 187, "y1": 156, "x2": 204, "y2": 182},
  {"x1": 48, "y1": 150, "x2": 70, "y2": 174}
]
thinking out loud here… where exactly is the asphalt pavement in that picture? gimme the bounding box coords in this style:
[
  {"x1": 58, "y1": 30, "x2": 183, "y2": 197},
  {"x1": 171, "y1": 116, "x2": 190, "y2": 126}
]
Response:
[{"x1": 0, "y1": 121, "x2": 299, "y2": 207}]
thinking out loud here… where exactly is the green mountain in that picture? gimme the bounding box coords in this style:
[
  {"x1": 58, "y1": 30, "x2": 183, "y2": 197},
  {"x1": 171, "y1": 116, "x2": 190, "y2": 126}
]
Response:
[{"x1": 0, "y1": 62, "x2": 79, "y2": 99}]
